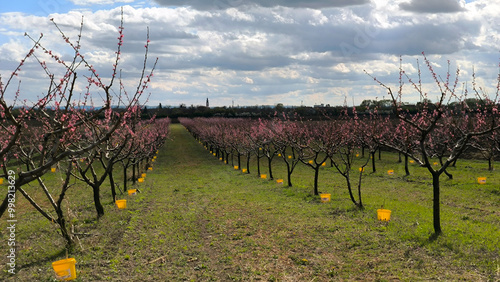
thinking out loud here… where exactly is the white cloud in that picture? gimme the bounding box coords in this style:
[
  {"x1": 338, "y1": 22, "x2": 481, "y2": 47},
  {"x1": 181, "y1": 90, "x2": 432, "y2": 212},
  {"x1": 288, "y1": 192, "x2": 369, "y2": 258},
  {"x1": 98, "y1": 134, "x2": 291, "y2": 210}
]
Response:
[
  {"x1": 243, "y1": 77, "x2": 254, "y2": 84},
  {"x1": 1, "y1": 2, "x2": 499, "y2": 107},
  {"x1": 226, "y1": 8, "x2": 255, "y2": 22},
  {"x1": 333, "y1": 63, "x2": 350, "y2": 73},
  {"x1": 265, "y1": 68, "x2": 301, "y2": 80},
  {"x1": 272, "y1": 11, "x2": 295, "y2": 24},
  {"x1": 0, "y1": 40, "x2": 29, "y2": 63},
  {"x1": 307, "y1": 77, "x2": 319, "y2": 84},
  {"x1": 308, "y1": 10, "x2": 328, "y2": 25}
]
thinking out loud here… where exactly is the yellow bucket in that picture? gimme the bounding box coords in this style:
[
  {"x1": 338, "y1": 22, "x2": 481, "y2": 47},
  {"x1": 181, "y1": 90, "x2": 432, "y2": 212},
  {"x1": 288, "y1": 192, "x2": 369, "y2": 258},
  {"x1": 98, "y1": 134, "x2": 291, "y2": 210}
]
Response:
[
  {"x1": 0, "y1": 178, "x2": 3, "y2": 185},
  {"x1": 116, "y1": 199, "x2": 127, "y2": 209},
  {"x1": 276, "y1": 179, "x2": 284, "y2": 184},
  {"x1": 138, "y1": 178, "x2": 144, "y2": 183},
  {"x1": 477, "y1": 177, "x2": 486, "y2": 184},
  {"x1": 320, "y1": 193, "x2": 331, "y2": 203},
  {"x1": 359, "y1": 167, "x2": 364, "y2": 172},
  {"x1": 308, "y1": 160, "x2": 313, "y2": 164},
  {"x1": 153, "y1": 156, "x2": 157, "y2": 159},
  {"x1": 52, "y1": 258, "x2": 77, "y2": 281},
  {"x1": 377, "y1": 209, "x2": 391, "y2": 221},
  {"x1": 234, "y1": 166, "x2": 239, "y2": 170},
  {"x1": 148, "y1": 167, "x2": 153, "y2": 171},
  {"x1": 242, "y1": 169, "x2": 247, "y2": 173},
  {"x1": 141, "y1": 173, "x2": 146, "y2": 178},
  {"x1": 219, "y1": 157, "x2": 223, "y2": 161},
  {"x1": 387, "y1": 170, "x2": 394, "y2": 175},
  {"x1": 433, "y1": 162, "x2": 438, "y2": 166},
  {"x1": 288, "y1": 155, "x2": 292, "y2": 159},
  {"x1": 128, "y1": 189, "x2": 137, "y2": 195},
  {"x1": 261, "y1": 174, "x2": 267, "y2": 179},
  {"x1": 51, "y1": 168, "x2": 56, "y2": 173}
]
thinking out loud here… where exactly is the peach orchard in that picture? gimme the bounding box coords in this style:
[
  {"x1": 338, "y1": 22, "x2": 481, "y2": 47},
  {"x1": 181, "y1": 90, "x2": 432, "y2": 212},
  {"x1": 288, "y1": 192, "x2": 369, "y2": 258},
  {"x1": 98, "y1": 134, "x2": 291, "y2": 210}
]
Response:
[
  {"x1": 1, "y1": 13, "x2": 499, "y2": 246},
  {"x1": 180, "y1": 55, "x2": 500, "y2": 236},
  {"x1": 0, "y1": 12, "x2": 169, "y2": 246}
]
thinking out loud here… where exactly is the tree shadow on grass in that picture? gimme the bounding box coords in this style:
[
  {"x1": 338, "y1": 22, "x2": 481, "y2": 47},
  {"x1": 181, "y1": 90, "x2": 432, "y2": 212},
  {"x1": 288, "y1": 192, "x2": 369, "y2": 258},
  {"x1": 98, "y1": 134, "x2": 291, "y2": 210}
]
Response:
[
  {"x1": 328, "y1": 206, "x2": 365, "y2": 217},
  {"x1": 17, "y1": 247, "x2": 67, "y2": 271}
]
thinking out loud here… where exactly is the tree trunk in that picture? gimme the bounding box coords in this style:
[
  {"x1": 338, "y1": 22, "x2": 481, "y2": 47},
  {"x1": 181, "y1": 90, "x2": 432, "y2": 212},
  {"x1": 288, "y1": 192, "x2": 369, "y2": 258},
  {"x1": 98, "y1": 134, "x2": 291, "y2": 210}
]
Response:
[
  {"x1": 123, "y1": 164, "x2": 128, "y2": 192},
  {"x1": 432, "y1": 173, "x2": 442, "y2": 236},
  {"x1": 488, "y1": 157, "x2": 493, "y2": 171},
  {"x1": 246, "y1": 152, "x2": 251, "y2": 174},
  {"x1": 443, "y1": 169, "x2": 453, "y2": 179},
  {"x1": 109, "y1": 168, "x2": 116, "y2": 202},
  {"x1": 55, "y1": 207, "x2": 74, "y2": 246},
  {"x1": 92, "y1": 185, "x2": 104, "y2": 218},
  {"x1": 257, "y1": 155, "x2": 261, "y2": 176},
  {"x1": 56, "y1": 173, "x2": 74, "y2": 247},
  {"x1": 404, "y1": 154, "x2": 410, "y2": 176},
  {"x1": 344, "y1": 174, "x2": 357, "y2": 206},
  {"x1": 313, "y1": 166, "x2": 320, "y2": 195},
  {"x1": 287, "y1": 170, "x2": 293, "y2": 187},
  {"x1": 439, "y1": 157, "x2": 452, "y2": 179},
  {"x1": 357, "y1": 169, "x2": 364, "y2": 209},
  {"x1": 268, "y1": 157, "x2": 274, "y2": 180},
  {"x1": 371, "y1": 152, "x2": 376, "y2": 173}
]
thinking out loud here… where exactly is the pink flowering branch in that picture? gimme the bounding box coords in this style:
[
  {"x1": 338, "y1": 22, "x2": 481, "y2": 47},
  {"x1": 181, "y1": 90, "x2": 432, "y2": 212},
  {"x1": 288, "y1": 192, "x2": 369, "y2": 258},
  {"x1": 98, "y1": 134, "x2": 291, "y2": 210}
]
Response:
[{"x1": 368, "y1": 53, "x2": 500, "y2": 236}]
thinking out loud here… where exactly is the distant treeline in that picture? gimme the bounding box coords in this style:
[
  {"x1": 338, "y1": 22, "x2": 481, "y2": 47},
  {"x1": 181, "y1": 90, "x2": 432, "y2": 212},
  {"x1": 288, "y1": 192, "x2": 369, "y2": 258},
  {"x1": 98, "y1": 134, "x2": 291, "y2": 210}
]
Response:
[
  {"x1": 6, "y1": 97, "x2": 489, "y2": 122},
  {"x1": 141, "y1": 97, "x2": 489, "y2": 121}
]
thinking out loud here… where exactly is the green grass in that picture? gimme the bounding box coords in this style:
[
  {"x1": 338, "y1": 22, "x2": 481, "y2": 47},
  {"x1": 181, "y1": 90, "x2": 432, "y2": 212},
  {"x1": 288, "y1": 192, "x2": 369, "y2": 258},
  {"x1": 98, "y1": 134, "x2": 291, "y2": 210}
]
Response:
[{"x1": 1, "y1": 124, "x2": 499, "y2": 281}]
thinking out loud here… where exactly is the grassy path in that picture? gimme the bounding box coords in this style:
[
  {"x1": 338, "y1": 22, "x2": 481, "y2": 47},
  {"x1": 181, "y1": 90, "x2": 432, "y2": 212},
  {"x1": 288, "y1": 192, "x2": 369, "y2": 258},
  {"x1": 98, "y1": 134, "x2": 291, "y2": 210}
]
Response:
[
  {"x1": 3, "y1": 123, "x2": 498, "y2": 281},
  {"x1": 103, "y1": 124, "x2": 341, "y2": 280},
  {"x1": 84, "y1": 124, "x2": 493, "y2": 281},
  {"x1": 98, "y1": 124, "x2": 351, "y2": 281}
]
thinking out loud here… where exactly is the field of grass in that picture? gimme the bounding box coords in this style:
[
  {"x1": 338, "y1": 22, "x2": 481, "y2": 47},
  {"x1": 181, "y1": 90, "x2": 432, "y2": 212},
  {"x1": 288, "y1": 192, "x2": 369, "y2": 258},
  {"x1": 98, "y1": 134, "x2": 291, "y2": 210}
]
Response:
[{"x1": 1, "y1": 123, "x2": 499, "y2": 281}]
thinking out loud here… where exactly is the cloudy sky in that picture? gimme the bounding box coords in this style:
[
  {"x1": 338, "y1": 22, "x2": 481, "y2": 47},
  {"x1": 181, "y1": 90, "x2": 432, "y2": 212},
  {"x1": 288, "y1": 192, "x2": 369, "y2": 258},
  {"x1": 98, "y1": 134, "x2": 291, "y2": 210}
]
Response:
[{"x1": 0, "y1": 0, "x2": 498, "y2": 108}]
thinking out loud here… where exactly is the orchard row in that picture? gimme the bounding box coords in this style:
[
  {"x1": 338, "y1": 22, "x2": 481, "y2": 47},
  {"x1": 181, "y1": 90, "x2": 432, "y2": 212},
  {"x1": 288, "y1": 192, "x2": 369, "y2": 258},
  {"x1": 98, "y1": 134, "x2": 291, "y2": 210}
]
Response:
[
  {"x1": 181, "y1": 54, "x2": 500, "y2": 236},
  {"x1": 0, "y1": 11, "x2": 169, "y2": 246},
  {"x1": 180, "y1": 92, "x2": 500, "y2": 236}
]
